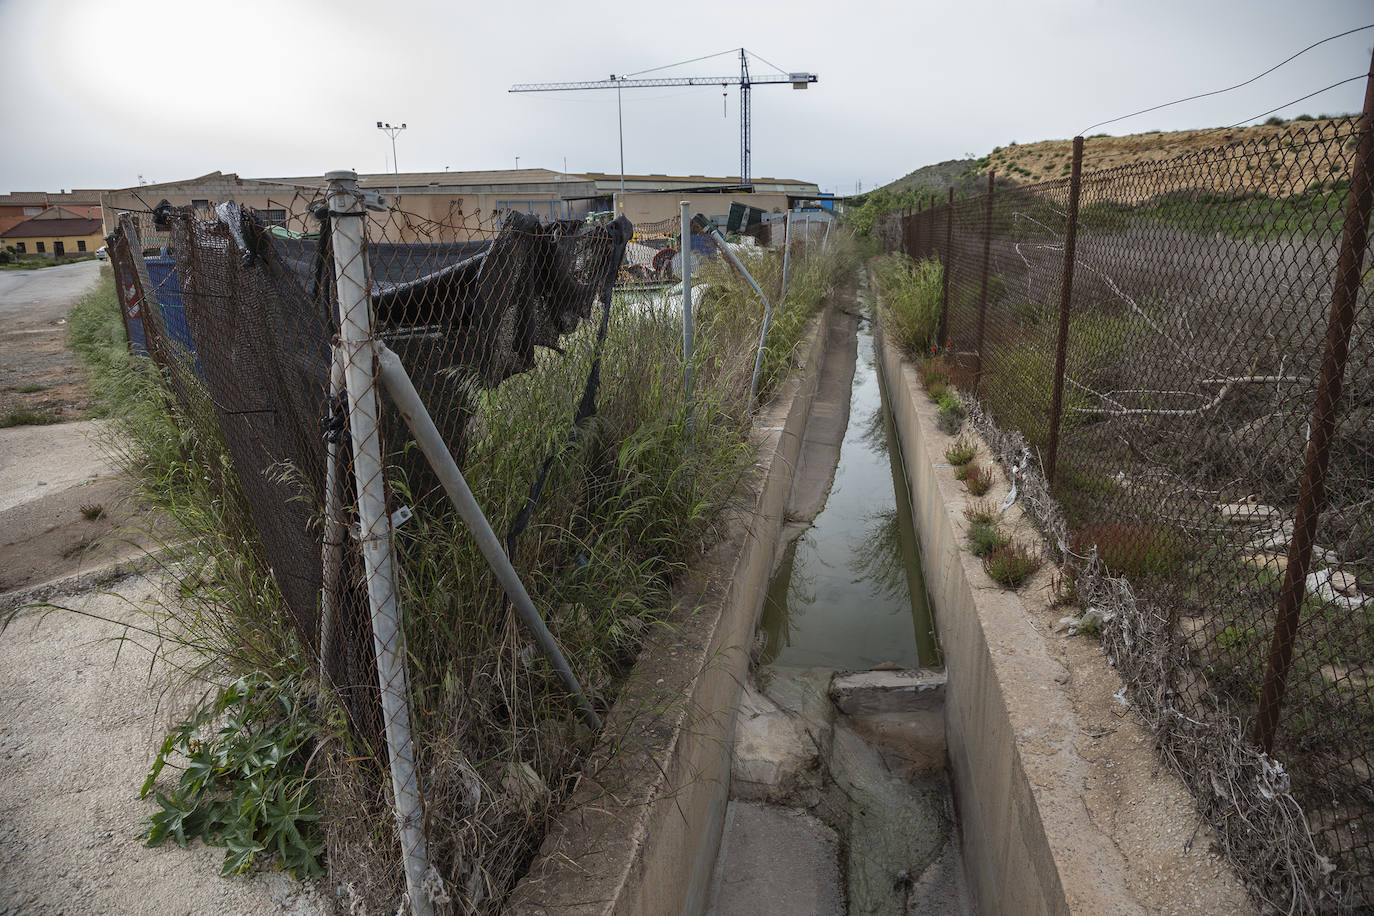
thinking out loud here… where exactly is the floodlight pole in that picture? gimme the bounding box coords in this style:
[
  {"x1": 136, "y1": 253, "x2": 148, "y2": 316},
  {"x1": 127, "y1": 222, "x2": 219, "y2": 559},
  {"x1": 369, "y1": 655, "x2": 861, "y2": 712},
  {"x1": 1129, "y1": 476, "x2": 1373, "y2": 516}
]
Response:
[
  {"x1": 376, "y1": 121, "x2": 407, "y2": 197},
  {"x1": 612, "y1": 75, "x2": 626, "y2": 212}
]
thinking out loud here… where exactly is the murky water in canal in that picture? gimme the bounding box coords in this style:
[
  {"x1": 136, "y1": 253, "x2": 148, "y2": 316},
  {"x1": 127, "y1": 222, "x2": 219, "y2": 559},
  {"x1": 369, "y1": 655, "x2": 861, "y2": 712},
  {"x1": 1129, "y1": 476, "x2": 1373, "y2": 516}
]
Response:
[{"x1": 759, "y1": 304, "x2": 940, "y2": 670}]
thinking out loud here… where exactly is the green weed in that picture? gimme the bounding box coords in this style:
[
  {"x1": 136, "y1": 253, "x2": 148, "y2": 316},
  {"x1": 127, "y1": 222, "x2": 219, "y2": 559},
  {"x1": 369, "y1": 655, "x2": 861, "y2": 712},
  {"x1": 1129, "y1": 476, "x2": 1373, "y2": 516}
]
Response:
[
  {"x1": 983, "y1": 542, "x2": 1042, "y2": 589},
  {"x1": 963, "y1": 463, "x2": 993, "y2": 497},
  {"x1": 140, "y1": 673, "x2": 323, "y2": 878},
  {"x1": 871, "y1": 254, "x2": 943, "y2": 356},
  {"x1": 968, "y1": 519, "x2": 1010, "y2": 557},
  {"x1": 0, "y1": 408, "x2": 58, "y2": 427},
  {"x1": 945, "y1": 437, "x2": 976, "y2": 466},
  {"x1": 963, "y1": 499, "x2": 998, "y2": 526},
  {"x1": 936, "y1": 391, "x2": 966, "y2": 434},
  {"x1": 1072, "y1": 520, "x2": 1187, "y2": 579}
]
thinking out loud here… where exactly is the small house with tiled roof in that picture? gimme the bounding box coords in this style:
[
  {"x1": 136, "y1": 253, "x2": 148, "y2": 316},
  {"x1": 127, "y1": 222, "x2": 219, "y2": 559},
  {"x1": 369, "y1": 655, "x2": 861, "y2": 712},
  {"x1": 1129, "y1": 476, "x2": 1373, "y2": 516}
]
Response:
[{"x1": 1, "y1": 206, "x2": 105, "y2": 258}]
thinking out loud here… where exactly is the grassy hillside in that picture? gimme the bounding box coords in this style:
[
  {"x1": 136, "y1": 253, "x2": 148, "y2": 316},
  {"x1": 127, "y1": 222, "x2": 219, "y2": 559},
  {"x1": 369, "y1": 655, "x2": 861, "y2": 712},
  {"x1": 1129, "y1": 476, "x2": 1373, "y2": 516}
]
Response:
[{"x1": 881, "y1": 158, "x2": 976, "y2": 198}]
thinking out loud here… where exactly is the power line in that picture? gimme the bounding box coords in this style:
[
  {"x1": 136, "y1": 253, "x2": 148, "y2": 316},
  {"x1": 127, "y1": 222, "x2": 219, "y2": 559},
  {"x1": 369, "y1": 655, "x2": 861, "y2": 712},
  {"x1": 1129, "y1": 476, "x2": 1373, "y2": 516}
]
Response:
[
  {"x1": 1228, "y1": 73, "x2": 1369, "y2": 127},
  {"x1": 1078, "y1": 23, "x2": 1373, "y2": 135}
]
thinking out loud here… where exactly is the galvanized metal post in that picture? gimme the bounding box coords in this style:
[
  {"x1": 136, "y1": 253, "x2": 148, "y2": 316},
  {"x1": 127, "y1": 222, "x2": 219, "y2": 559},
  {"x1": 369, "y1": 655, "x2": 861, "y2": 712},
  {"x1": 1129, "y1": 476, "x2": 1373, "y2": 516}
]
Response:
[
  {"x1": 973, "y1": 170, "x2": 995, "y2": 391},
  {"x1": 937, "y1": 186, "x2": 953, "y2": 347},
  {"x1": 325, "y1": 170, "x2": 433, "y2": 916},
  {"x1": 1044, "y1": 137, "x2": 1084, "y2": 485},
  {"x1": 318, "y1": 347, "x2": 346, "y2": 681},
  {"x1": 1253, "y1": 51, "x2": 1374, "y2": 754},
  {"x1": 374, "y1": 343, "x2": 603, "y2": 731},
  {"x1": 681, "y1": 201, "x2": 694, "y2": 440},
  {"x1": 781, "y1": 209, "x2": 793, "y2": 301},
  {"x1": 708, "y1": 223, "x2": 774, "y2": 405}
]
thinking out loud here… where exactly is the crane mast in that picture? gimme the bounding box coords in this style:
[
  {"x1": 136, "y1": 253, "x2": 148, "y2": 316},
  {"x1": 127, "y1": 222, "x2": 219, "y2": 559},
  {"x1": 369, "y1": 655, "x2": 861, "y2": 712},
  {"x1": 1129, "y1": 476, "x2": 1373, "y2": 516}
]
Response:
[
  {"x1": 510, "y1": 49, "x2": 817, "y2": 188},
  {"x1": 739, "y1": 49, "x2": 751, "y2": 188}
]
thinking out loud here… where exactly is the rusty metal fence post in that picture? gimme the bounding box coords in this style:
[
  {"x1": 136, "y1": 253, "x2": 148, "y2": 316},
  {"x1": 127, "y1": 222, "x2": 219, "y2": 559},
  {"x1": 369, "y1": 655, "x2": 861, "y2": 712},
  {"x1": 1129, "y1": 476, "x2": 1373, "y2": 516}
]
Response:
[
  {"x1": 937, "y1": 186, "x2": 953, "y2": 346},
  {"x1": 1253, "y1": 52, "x2": 1374, "y2": 754},
  {"x1": 915, "y1": 199, "x2": 924, "y2": 256},
  {"x1": 973, "y1": 170, "x2": 995, "y2": 389},
  {"x1": 1044, "y1": 136, "x2": 1085, "y2": 485}
]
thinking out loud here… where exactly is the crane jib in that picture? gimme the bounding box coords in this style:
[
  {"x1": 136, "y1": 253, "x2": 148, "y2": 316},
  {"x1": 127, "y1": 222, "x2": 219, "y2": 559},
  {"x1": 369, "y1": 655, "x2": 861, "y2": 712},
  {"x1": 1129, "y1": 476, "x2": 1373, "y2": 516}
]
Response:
[{"x1": 509, "y1": 56, "x2": 818, "y2": 186}]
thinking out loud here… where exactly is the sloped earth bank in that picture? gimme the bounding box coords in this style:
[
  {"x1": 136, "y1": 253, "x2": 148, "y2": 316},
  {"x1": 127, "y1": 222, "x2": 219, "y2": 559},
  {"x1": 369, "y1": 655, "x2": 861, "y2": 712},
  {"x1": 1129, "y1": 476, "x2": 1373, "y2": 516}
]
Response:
[
  {"x1": 0, "y1": 577, "x2": 326, "y2": 915},
  {"x1": 709, "y1": 290, "x2": 972, "y2": 915}
]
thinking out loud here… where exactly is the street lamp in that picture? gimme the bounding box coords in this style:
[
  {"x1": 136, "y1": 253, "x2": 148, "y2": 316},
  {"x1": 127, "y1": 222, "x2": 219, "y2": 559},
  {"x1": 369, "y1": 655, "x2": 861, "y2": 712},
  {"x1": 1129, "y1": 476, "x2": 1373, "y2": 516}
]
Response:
[{"x1": 376, "y1": 121, "x2": 406, "y2": 195}]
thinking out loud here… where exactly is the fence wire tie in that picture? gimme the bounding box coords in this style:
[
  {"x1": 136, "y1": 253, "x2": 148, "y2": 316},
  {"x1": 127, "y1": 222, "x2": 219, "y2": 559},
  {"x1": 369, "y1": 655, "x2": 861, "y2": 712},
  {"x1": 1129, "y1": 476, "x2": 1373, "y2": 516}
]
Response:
[{"x1": 349, "y1": 506, "x2": 413, "y2": 541}]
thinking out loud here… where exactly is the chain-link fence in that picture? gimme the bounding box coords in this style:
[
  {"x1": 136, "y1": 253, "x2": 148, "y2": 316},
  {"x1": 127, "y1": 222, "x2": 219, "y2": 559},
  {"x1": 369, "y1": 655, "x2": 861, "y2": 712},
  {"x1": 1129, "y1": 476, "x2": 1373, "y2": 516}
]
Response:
[
  {"x1": 880, "y1": 106, "x2": 1374, "y2": 910},
  {"x1": 106, "y1": 178, "x2": 846, "y2": 912}
]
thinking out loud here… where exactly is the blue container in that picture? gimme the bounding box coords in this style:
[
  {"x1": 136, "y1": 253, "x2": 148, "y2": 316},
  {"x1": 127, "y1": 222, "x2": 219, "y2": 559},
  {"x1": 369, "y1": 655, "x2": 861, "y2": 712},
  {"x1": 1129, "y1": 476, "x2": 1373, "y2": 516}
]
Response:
[{"x1": 143, "y1": 257, "x2": 203, "y2": 377}]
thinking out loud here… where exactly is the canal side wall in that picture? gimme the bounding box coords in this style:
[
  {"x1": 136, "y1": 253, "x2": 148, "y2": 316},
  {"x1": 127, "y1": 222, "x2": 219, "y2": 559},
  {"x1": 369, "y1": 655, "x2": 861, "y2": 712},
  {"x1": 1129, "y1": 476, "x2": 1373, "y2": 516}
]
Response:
[
  {"x1": 509, "y1": 302, "x2": 840, "y2": 916},
  {"x1": 874, "y1": 325, "x2": 1129, "y2": 916}
]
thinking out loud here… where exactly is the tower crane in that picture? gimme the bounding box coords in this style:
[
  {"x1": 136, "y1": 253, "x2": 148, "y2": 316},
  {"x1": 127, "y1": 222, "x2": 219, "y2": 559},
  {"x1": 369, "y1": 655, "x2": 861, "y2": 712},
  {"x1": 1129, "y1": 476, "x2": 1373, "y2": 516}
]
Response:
[{"x1": 510, "y1": 48, "x2": 817, "y2": 191}]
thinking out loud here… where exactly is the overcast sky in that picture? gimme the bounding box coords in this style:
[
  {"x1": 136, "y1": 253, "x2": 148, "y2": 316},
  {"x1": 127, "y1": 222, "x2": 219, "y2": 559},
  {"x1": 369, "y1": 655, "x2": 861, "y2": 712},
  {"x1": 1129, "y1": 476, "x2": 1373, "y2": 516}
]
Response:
[{"x1": 0, "y1": 0, "x2": 1370, "y2": 196}]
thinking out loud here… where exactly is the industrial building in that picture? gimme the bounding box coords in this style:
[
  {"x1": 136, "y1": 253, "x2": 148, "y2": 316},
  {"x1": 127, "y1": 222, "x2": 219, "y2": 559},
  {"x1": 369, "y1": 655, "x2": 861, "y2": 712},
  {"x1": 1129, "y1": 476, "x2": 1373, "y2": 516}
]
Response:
[{"x1": 100, "y1": 169, "x2": 824, "y2": 241}]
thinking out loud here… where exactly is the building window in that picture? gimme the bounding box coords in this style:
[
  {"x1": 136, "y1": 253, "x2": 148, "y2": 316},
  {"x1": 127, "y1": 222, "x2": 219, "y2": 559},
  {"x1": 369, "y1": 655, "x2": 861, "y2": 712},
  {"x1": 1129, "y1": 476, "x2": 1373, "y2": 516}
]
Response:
[
  {"x1": 191, "y1": 199, "x2": 210, "y2": 210},
  {"x1": 15, "y1": 242, "x2": 25, "y2": 253},
  {"x1": 36, "y1": 241, "x2": 45, "y2": 253},
  {"x1": 77, "y1": 240, "x2": 87, "y2": 252},
  {"x1": 253, "y1": 208, "x2": 287, "y2": 226},
  {"x1": 23, "y1": 207, "x2": 41, "y2": 216},
  {"x1": 54, "y1": 241, "x2": 65, "y2": 256}
]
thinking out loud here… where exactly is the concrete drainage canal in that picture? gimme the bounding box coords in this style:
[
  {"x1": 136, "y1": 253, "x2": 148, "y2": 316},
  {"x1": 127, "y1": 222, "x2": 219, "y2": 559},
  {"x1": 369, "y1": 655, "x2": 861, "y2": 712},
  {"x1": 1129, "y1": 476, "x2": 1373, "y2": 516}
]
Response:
[{"x1": 706, "y1": 279, "x2": 972, "y2": 916}]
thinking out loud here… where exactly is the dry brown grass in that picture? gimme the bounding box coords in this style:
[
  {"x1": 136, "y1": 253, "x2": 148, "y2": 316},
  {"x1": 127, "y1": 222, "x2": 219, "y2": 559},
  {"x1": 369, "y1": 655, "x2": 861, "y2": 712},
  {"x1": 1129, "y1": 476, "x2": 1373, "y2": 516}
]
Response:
[{"x1": 981, "y1": 118, "x2": 1353, "y2": 196}]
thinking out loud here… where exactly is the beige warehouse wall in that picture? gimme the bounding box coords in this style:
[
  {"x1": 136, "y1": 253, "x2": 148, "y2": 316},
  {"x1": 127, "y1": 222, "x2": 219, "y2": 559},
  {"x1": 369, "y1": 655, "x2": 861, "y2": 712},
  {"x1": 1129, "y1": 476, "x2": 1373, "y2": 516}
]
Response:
[{"x1": 617, "y1": 191, "x2": 789, "y2": 228}]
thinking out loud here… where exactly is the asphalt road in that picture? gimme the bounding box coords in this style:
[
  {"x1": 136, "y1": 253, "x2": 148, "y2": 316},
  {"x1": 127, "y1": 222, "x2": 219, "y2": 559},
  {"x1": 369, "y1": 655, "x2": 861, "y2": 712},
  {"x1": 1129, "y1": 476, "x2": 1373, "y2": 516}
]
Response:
[
  {"x1": 0, "y1": 259, "x2": 103, "y2": 421},
  {"x1": 0, "y1": 259, "x2": 102, "y2": 322}
]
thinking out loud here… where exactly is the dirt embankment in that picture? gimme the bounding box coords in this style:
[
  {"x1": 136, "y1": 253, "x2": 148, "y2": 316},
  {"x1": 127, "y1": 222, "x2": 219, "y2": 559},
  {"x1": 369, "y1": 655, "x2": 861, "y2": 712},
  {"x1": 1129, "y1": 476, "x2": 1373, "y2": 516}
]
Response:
[
  {"x1": 983, "y1": 117, "x2": 1354, "y2": 193},
  {"x1": 883, "y1": 117, "x2": 1355, "y2": 200}
]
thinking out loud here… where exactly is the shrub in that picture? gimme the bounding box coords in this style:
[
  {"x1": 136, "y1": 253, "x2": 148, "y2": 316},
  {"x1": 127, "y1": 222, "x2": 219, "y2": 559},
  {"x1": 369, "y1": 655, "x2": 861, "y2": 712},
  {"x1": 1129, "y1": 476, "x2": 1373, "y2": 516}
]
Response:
[
  {"x1": 871, "y1": 254, "x2": 943, "y2": 356},
  {"x1": 963, "y1": 499, "x2": 998, "y2": 526},
  {"x1": 936, "y1": 391, "x2": 965, "y2": 434},
  {"x1": 1072, "y1": 520, "x2": 1187, "y2": 579},
  {"x1": 983, "y1": 542, "x2": 1042, "y2": 589},
  {"x1": 964, "y1": 463, "x2": 993, "y2": 496},
  {"x1": 945, "y1": 437, "x2": 976, "y2": 466},
  {"x1": 968, "y1": 520, "x2": 1010, "y2": 557}
]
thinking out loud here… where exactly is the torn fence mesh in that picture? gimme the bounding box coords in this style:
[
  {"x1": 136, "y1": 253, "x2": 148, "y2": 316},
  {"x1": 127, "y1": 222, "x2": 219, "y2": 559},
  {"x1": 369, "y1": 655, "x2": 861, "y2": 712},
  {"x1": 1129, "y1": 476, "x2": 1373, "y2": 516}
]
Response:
[{"x1": 156, "y1": 203, "x2": 630, "y2": 742}]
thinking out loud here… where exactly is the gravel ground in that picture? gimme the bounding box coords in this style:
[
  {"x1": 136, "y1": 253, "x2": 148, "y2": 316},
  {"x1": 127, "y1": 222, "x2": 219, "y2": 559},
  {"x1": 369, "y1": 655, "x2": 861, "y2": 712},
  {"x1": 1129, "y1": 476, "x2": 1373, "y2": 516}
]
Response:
[{"x1": 0, "y1": 575, "x2": 324, "y2": 915}]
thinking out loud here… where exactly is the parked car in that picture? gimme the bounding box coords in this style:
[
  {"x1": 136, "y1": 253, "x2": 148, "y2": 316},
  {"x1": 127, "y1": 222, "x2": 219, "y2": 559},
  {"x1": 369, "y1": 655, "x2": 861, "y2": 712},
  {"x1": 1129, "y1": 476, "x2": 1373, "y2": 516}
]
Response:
[{"x1": 95, "y1": 245, "x2": 108, "y2": 260}]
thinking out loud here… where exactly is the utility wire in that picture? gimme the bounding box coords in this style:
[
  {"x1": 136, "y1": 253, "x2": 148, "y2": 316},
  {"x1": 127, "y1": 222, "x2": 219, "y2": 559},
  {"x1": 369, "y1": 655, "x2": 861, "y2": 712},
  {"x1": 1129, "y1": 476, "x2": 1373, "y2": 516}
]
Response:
[
  {"x1": 626, "y1": 48, "x2": 737, "y2": 78},
  {"x1": 1228, "y1": 73, "x2": 1369, "y2": 127},
  {"x1": 1078, "y1": 24, "x2": 1373, "y2": 135}
]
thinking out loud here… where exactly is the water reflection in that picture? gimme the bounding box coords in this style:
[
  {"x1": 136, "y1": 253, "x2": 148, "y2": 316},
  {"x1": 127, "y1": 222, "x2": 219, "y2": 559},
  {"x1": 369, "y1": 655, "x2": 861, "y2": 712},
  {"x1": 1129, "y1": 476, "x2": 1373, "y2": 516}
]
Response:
[{"x1": 759, "y1": 319, "x2": 940, "y2": 670}]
